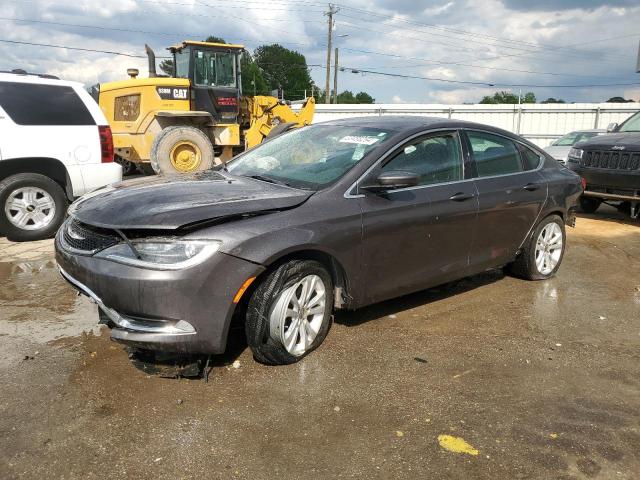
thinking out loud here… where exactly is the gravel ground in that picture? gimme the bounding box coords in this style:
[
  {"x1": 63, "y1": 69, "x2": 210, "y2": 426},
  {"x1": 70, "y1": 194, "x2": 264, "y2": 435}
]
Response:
[{"x1": 0, "y1": 206, "x2": 638, "y2": 479}]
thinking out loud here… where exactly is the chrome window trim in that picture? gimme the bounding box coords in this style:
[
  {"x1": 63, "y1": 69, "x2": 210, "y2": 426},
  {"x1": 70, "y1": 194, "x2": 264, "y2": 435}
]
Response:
[{"x1": 344, "y1": 128, "x2": 466, "y2": 199}]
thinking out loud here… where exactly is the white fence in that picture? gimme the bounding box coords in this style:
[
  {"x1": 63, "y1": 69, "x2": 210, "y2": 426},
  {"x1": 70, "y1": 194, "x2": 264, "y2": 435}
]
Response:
[{"x1": 305, "y1": 103, "x2": 640, "y2": 148}]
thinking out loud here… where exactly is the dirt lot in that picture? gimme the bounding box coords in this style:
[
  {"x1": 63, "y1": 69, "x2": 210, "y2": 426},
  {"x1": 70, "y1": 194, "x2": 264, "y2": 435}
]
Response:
[{"x1": 0, "y1": 206, "x2": 638, "y2": 480}]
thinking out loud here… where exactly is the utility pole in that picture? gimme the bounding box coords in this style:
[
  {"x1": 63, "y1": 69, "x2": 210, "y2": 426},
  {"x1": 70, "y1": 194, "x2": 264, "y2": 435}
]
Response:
[
  {"x1": 324, "y1": 3, "x2": 338, "y2": 104},
  {"x1": 333, "y1": 47, "x2": 339, "y2": 104}
]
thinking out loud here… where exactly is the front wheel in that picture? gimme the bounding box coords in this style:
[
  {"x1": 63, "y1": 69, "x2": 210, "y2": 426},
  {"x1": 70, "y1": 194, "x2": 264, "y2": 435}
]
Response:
[
  {"x1": 507, "y1": 214, "x2": 566, "y2": 280},
  {"x1": 0, "y1": 173, "x2": 68, "y2": 241},
  {"x1": 245, "y1": 260, "x2": 334, "y2": 365}
]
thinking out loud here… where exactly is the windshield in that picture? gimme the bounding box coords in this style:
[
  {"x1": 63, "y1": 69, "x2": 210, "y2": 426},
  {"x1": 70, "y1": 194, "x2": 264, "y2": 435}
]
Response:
[
  {"x1": 193, "y1": 49, "x2": 236, "y2": 87},
  {"x1": 553, "y1": 131, "x2": 600, "y2": 146},
  {"x1": 619, "y1": 112, "x2": 640, "y2": 132},
  {"x1": 227, "y1": 125, "x2": 392, "y2": 190}
]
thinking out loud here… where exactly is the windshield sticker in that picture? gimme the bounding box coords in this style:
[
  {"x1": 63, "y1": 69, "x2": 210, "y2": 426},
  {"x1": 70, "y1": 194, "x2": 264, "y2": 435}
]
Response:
[
  {"x1": 339, "y1": 135, "x2": 380, "y2": 145},
  {"x1": 351, "y1": 144, "x2": 367, "y2": 161}
]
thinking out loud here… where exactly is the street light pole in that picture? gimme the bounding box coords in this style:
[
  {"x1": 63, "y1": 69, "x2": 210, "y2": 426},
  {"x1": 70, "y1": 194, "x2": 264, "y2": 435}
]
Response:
[{"x1": 324, "y1": 4, "x2": 338, "y2": 104}]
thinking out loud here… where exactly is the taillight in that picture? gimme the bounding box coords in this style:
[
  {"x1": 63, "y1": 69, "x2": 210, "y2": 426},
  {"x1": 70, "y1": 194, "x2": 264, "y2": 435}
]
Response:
[
  {"x1": 581, "y1": 177, "x2": 587, "y2": 191},
  {"x1": 99, "y1": 125, "x2": 114, "y2": 163}
]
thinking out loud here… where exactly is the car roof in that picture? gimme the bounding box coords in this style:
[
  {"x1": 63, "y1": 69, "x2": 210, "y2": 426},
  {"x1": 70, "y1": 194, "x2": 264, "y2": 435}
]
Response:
[
  {"x1": 0, "y1": 71, "x2": 83, "y2": 89},
  {"x1": 567, "y1": 129, "x2": 607, "y2": 133},
  {"x1": 316, "y1": 115, "x2": 525, "y2": 139}
]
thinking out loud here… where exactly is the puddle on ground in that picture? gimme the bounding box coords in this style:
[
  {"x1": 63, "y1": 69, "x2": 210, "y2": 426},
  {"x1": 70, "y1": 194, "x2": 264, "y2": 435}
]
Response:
[{"x1": 0, "y1": 259, "x2": 102, "y2": 344}]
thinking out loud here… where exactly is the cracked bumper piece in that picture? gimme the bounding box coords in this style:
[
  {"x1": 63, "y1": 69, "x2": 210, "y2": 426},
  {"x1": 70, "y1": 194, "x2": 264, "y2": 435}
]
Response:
[{"x1": 55, "y1": 234, "x2": 265, "y2": 354}]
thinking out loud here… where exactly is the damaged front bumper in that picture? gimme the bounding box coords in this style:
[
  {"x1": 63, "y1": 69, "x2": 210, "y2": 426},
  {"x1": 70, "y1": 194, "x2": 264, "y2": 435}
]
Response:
[{"x1": 55, "y1": 231, "x2": 265, "y2": 354}]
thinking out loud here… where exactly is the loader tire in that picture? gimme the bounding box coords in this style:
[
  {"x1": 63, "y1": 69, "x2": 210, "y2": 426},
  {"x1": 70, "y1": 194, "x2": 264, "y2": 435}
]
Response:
[{"x1": 150, "y1": 126, "x2": 215, "y2": 175}]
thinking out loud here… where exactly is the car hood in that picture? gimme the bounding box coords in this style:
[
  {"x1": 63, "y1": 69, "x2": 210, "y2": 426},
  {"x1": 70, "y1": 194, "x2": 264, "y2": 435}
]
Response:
[
  {"x1": 575, "y1": 132, "x2": 640, "y2": 152},
  {"x1": 543, "y1": 145, "x2": 570, "y2": 159},
  {"x1": 70, "y1": 171, "x2": 314, "y2": 230}
]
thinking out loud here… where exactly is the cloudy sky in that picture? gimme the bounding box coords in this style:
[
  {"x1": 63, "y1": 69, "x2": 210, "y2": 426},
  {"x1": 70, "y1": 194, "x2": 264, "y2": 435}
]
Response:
[{"x1": 1, "y1": 0, "x2": 639, "y2": 103}]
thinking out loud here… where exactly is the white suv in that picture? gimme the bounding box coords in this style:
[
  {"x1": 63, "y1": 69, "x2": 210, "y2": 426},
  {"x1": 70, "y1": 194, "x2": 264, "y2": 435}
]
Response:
[{"x1": 0, "y1": 71, "x2": 122, "y2": 241}]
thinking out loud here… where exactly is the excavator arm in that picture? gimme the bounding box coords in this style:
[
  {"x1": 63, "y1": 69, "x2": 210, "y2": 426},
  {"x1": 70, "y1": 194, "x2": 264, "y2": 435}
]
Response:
[{"x1": 242, "y1": 95, "x2": 315, "y2": 149}]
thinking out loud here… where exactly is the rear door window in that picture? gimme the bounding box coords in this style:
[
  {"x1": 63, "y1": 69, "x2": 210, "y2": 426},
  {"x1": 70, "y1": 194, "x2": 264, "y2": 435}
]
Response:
[
  {"x1": 0, "y1": 81, "x2": 95, "y2": 126},
  {"x1": 381, "y1": 132, "x2": 463, "y2": 186},
  {"x1": 467, "y1": 131, "x2": 522, "y2": 177}
]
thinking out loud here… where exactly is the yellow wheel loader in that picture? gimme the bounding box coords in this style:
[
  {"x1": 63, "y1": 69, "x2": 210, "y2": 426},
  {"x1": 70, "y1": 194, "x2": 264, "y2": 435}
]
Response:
[{"x1": 92, "y1": 41, "x2": 315, "y2": 175}]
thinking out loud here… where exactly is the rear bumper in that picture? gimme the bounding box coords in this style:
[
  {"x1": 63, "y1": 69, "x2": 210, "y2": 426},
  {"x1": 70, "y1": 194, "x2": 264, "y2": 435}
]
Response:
[
  {"x1": 75, "y1": 162, "x2": 122, "y2": 197},
  {"x1": 55, "y1": 231, "x2": 265, "y2": 354}
]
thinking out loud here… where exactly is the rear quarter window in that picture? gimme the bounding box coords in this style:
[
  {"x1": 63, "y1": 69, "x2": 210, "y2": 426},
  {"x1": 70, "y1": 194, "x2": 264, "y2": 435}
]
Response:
[
  {"x1": 519, "y1": 145, "x2": 543, "y2": 171},
  {"x1": 0, "y1": 81, "x2": 95, "y2": 126}
]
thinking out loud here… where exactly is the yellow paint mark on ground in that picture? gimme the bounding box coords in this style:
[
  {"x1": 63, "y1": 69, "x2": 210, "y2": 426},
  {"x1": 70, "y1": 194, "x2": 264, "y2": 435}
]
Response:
[{"x1": 438, "y1": 435, "x2": 479, "y2": 455}]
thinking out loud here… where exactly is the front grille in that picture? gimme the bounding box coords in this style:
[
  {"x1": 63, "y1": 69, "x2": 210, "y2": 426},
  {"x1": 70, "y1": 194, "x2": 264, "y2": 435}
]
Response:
[
  {"x1": 581, "y1": 150, "x2": 640, "y2": 171},
  {"x1": 62, "y1": 219, "x2": 120, "y2": 253}
]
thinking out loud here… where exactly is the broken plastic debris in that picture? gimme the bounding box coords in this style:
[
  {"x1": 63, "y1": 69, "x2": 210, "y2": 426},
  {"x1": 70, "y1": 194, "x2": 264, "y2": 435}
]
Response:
[
  {"x1": 396, "y1": 431, "x2": 404, "y2": 437},
  {"x1": 333, "y1": 406, "x2": 340, "y2": 412},
  {"x1": 598, "y1": 316, "x2": 606, "y2": 320},
  {"x1": 437, "y1": 435, "x2": 479, "y2": 455},
  {"x1": 550, "y1": 433, "x2": 558, "y2": 439},
  {"x1": 232, "y1": 360, "x2": 241, "y2": 369}
]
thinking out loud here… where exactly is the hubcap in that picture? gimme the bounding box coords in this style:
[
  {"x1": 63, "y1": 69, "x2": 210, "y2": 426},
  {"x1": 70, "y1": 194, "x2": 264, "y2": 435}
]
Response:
[
  {"x1": 534, "y1": 222, "x2": 563, "y2": 275},
  {"x1": 269, "y1": 275, "x2": 326, "y2": 356},
  {"x1": 169, "y1": 141, "x2": 202, "y2": 172},
  {"x1": 4, "y1": 187, "x2": 56, "y2": 231}
]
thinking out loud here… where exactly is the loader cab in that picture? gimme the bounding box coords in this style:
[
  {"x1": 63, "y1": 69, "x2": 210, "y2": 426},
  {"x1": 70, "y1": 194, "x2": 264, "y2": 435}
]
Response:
[{"x1": 169, "y1": 41, "x2": 244, "y2": 124}]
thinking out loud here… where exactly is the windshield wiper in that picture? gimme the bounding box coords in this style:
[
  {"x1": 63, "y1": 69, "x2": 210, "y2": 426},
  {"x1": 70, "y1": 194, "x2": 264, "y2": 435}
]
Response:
[{"x1": 246, "y1": 174, "x2": 291, "y2": 187}]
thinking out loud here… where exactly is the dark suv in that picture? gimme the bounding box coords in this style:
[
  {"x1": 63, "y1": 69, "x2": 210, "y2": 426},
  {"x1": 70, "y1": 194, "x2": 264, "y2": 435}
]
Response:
[{"x1": 567, "y1": 111, "x2": 640, "y2": 218}]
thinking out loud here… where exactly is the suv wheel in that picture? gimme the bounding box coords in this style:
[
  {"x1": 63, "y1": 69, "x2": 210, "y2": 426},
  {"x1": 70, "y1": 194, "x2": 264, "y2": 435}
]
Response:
[
  {"x1": 245, "y1": 260, "x2": 334, "y2": 365},
  {"x1": 579, "y1": 196, "x2": 601, "y2": 214},
  {"x1": 0, "y1": 173, "x2": 68, "y2": 241},
  {"x1": 507, "y1": 214, "x2": 566, "y2": 280}
]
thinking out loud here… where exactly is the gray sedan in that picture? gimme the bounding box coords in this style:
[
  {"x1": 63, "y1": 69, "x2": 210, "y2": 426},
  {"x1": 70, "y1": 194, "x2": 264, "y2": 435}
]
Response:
[
  {"x1": 544, "y1": 129, "x2": 606, "y2": 164},
  {"x1": 55, "y1": 117, "x2": 582, "y2": 366}
]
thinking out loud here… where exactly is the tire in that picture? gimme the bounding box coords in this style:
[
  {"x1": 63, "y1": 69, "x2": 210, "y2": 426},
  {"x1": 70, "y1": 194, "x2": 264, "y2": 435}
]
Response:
[
  {"x1": 266, "y1": 122, "x2": 297, "y2": 139},
  {"x1": 0, "y1": 173, "x2": 68, "y2": 242},
  {"x1": 150, "y1": 126, "x2": 215, "y2": 175},
  {"x1": 245, "y1": 260, "x2": 334, "y2": 365},
  {"x1": 507, "y1": 214, "x2": 566, "y2": 280},
  {"x1": 579, "y1": 196, "x2": 601, "y2": 214}
]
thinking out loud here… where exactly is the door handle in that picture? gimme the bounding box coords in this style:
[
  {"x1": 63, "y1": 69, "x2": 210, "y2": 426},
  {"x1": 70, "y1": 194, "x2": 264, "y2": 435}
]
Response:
[
  {"x1": 523, "y1": 183, "x2": 541, "y2": 191},
  {"x1": 449, "y1": 192, "x2": 474, "y2": 202}
]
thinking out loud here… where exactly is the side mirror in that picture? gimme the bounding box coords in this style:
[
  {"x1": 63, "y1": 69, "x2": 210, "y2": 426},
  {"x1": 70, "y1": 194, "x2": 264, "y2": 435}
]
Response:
[
  {"x1": 360, "y1": 170, "x2": 419, "y2": 193},
  {"x1": 607, "y1": 122, "x2": 618, "y2": 133}
]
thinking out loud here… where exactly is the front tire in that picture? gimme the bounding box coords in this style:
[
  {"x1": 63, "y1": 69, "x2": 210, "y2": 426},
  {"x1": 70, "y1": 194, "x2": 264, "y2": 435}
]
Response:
[
  {"x1": 507, "y1": 215, "x2": 566, "y2": 280},
  {"x1": 579, "y1": 196, "x2": 601, "y2": 214},
  {"x1": 150, "y1": 126, "x2": 215, "y2": 175},
  {"x1": 245, "y1": 260, "x2": 334, "y2": 365},
  {"x1": 0, "y1": 173, "x2": 68, "y2": 241}
]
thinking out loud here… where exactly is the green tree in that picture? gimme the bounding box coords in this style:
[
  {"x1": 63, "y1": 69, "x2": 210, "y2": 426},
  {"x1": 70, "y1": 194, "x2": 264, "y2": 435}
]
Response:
[
  {"x1": 606, "y1": 96, "x2": 634, "y2": 103},
  {"x1": 355, "y1": 91, "x2": 375, "y2": 104},
  {"x1": 541, "y1": 97, "x2": 565, "y2": 104},
  {"x1": 241, "y1": 52, "x2": 269, "y2": 96},
  {"x1": 204, "y1": 35, "x2": 226, "y2": 44},
  {"x1": 254, "y1": 44, "x2": 314, "y2": 100},
  {"x1": 337, "y1": 90, "x2": 356, "y2": 103},
  {"x1": 480, "y1": 91, "x2": 536, "y2": 104}
]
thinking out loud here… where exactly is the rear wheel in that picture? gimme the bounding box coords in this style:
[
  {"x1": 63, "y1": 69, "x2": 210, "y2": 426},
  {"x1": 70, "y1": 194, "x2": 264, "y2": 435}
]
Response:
[
  {"x1": 150, "y1": 126, "x2": 214, "y2": 175},
  {"x1": 245, "y1": 260, "x2": 333, "y2": 365},
  {"x1": 507, "y1": 215, "x2": 566, "y2": 280},
  {"x1": 579, "y1": 196, "x2": 601, "y2": 214},
  {"x1": 0, "y1": 173, "x2": 67, "y2": 241}
]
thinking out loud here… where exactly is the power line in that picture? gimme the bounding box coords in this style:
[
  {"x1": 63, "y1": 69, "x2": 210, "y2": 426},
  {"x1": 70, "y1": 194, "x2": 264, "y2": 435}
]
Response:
[
  {"x1": 0, "y1": 39, "x2": 165, "y2": 58},
  {"x1": 340, "y1": 66, "x2": 640, "y2": 88}
]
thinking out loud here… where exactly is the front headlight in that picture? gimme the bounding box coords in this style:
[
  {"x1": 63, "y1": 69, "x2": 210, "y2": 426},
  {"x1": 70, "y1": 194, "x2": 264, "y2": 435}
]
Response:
[
  {"x1": 568, "y1": 148, "x2": 583, "y2": 161},
  {"x1": 95, "y1": 240, "x2": 221, "y2": 270}
]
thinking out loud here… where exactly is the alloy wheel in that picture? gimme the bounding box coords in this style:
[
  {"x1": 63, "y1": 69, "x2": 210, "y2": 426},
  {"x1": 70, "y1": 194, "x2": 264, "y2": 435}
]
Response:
[
  {"x1": 4, "y1": 187, "x2": 56, "y2": 231},
  {"x1": 534, "y1": 222, "x2": 563, "y2": 275},
  {"x1": 269, "y1": 274, "x2": 327, "y2": 356}
]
